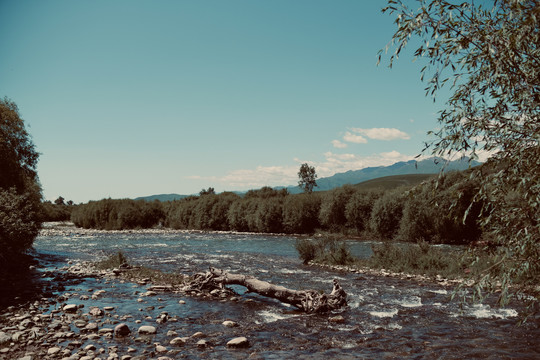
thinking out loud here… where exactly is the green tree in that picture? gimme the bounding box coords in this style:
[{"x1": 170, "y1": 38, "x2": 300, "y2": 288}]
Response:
[
  {"x1": 298, "y1": 163, "x2": 318, "y2": 193},
  {"x1": 381, "y1": 0, "x2": 539, "y2": 309},
  {"x1": 0, "y1": 97, "x2": 42, "y2": 265},
  {"x1": 54, "y1": 196, "x2": 65, "y2": 205}
]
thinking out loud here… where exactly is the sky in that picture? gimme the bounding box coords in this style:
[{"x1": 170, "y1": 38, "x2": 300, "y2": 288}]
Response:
[{"x1": 1, "y1": 0, "x2": 453, "y2": 203}]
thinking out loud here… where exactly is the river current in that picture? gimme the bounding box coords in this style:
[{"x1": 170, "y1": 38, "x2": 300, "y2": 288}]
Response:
[{"x1": 32, "y1": 224, "x2": 539, "y2": 359}]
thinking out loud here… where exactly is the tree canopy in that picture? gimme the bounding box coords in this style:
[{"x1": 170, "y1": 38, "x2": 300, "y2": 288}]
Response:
[
  {"x1": 381, "y1": 0, "x2": 539, "y2": 311},
  {"x1": 298, "y1": 163, "x2": 318, "y2": 193},
  {"x1": 0, "y1": 98, "x2": 42, "y2": 264}
]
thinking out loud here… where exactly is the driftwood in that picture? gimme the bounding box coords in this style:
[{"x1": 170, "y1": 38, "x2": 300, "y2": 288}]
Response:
[{"x1": 184, "y1": 267, "x2": 347, "y2": 313}]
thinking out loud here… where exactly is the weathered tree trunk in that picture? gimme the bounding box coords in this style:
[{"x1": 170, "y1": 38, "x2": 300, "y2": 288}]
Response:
[{"x1": 184, "y1": 268, "x2": 347, "y2": 313}]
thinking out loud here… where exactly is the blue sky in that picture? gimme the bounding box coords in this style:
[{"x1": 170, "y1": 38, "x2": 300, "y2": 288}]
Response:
[{"x1": 2, "y1": 0, "x2": 450, "y2": 203}]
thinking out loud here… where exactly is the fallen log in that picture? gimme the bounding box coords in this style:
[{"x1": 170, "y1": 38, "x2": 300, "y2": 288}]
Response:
[{"x1": 184, "y1": 267, "x2": 347, "y2": 313}]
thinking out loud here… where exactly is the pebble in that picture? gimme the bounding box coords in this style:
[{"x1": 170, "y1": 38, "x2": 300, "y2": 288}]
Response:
[
  {"x1": 227, "y1": 336, "x2": 250, "y2": 348},
  {"x1": 191, "y1": 331, "x2": 205, "y2": 338},
  {"x1": 170, "y1": 337, "x2": 188, "y2": 346},
  {"x1": 63, "y1": 304, "x2": 78, "y2": 313},
  {"x1": 137, "y1": 325, "x2": 157, "y2": 335},
  {"x1": 222, "y1": 320, "x2": 237, "y2": 327}
]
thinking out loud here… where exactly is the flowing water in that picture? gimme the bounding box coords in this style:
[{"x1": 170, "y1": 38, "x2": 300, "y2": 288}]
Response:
[{"x1": 32, "y1": 224, "x2": 539, "y2": 359}]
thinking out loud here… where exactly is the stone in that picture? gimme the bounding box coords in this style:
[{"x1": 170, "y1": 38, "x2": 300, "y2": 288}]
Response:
[
  {"x1": 104, "y1": 306, "x2": 115, "y2": 311},
  {"x1": 84, "y1": 323, "x2": 98, "y2": 332},
  {"x1": 196, "y1": 339, "x2": 208, "y2": 348},
  {"x1": 178, "y1": 300, "x2": 186, "y2": 304},
  {"x1": 63, "y1": 304, "x2": 78, "y2": 313},
  {"x1": 166, "y1": 330, "x2": 178, "y2": 337},
  {"x1": 98, "y1": 328, "x2": 114, "y2": 335},
  {"x1": 222, "y1": 320, "x2": 237, "y2": 328},
  {"x1": 227, "y1": 336, "x2": 250, "y2": 348},
  {"x1": 138, "y1": 325, "x2": 157, "y2": 335},
  {"x1": 89, "y1": 307, "x2": 104, "y2": 317},
  {"x1": 0, "y1": 332, "x2": 11, "y2": 344},
  {"x1": 114, "y1": 323, "x2": 131, "y2": 337},
  {"x1": 47, "y1": 347, "x2": 62, "y2": 355},
  {"x1": 169, "y1": 337, "x2": 187, "y2": 346},
  {"x1": 155, "y1": 345, "x2": 167, "y2": 353},
  {"x1": 191, "y1": 331, "x2": 205, "y2": 338},
  {"x1": 329, "y1": 315, "x2": 345, "y2": 323},
  {"x1": 84, "y1": 344, "x2": 96, "y2": 351}
]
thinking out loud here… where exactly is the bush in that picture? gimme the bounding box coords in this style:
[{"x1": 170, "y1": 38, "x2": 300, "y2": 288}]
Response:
[
  {"x1": 366, "y1": 241, "x2": 463, "y2": 278},
  {"x1": 0, "y1": 187, "x2": 41, "y2": 256},
  {"x1": 318, "y1": 185, "x2": 356, "y2": 231},
  {"x1": 345, "y1": 190, "x2": 382, "y2": 233},
  {"x1": 282, "y1": 193, "x2": 321, "y2": 234},
  {"x1": 369, "y1": 188, "x2": 406, "y2": 239},
  {"x1": 295, "y1": 235, "x2": 354, "y2": 266}
]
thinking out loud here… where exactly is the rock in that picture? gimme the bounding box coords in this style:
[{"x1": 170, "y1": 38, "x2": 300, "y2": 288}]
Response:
[
  {"x1": 74, "y1": 320, "x2": 87, "y2": 328},
  {"x1": 0, "y1": 332, "x2": 11, "y2": 345},
  {"x1": 170, "y1": 337, "x2": 187, "y2": 346},
  {"x1": 166, "y1": 330, "x2": 178, "y2": 337},
  {"x1": 329, "y1": 315, "x2": 345, "y2": 323},
  {"x1": 227, "y1": 336, "x2": 250, "y2": 348},
  {"x1": 196, "y1": 339, "x2": 208, "y2": 348},
  {"x1": 191, "y1": 331, "x2": 205, "y2": 338},
  {"x1": 143, "y1": 291, "x2": 157, "y2": 297},
  {"x1": 63, "y1": 304, "x2": 78, "y2": 313},
  {"x1": 47, "y1": 347, "x2": 62, "y2": 355},
  {"x1": 222, "y1": 320, "x2": 237, "y2": 328},
  {"x1": 84, "y1": 344, "x2": 96, "y2": 351},
  {"x1": 84, "y1": 323, "x2": 98, "y2": 332},
  {"x1": 89, "y1": 307, "x2": 104, "y2": 317},
  {"x1": 18, "y1": 356, "x2": 33, "y2": 360},
  {"x1": 138, "y1": 325, "x2": 157, "y2": 335},
  {"x1": 104, "y1": 306, "x2": 115, "y2": 311},
  {"x1": 155, "y1": 345, "x2": 167, "y2": 353},
  {"x1": 114, "y1": 323, "x2": 131, "y2": 337},
  {"x1": 178, "y1": 300, "x2": 186, "y2": 304},
  {"x1": 98, "y1": 328, "x2": 114, "y2": 335}
]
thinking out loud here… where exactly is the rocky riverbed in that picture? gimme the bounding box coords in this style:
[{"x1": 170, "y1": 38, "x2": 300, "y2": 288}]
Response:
[{"x1": 0, "y1": 261, "x2": 254, "y2": 360}]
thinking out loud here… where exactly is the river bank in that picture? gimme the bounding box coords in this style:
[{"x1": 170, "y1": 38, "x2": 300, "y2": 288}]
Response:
[{"x1": 1, "y1": 222, "x2": 538, "y2": 359}]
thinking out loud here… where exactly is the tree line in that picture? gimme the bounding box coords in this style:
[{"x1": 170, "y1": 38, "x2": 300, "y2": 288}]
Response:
[{"x1": 69, "y1": 170, "x2": 483, "y2": 245}]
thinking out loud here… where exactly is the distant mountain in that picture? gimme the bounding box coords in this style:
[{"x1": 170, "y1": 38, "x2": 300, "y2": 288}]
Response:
[
  {"x1": 285, "y1": 157, "x2": 481, "y2": 194},
  {"x1": 136, "y1": 157, "x2": 481, "y2": 201},
  {"x1": 135, "y1": 193, "x2": 190, "y2": 202}
]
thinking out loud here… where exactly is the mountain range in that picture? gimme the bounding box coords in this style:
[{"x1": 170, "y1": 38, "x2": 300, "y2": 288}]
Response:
[{"x1": 135, "y1": 157, "x2": 481, "y2": 201}]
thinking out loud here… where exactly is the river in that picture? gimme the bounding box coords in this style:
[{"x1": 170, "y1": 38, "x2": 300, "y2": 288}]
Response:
[{"x1": 30, "y1": 223, "x2": 539, "y2": 359}]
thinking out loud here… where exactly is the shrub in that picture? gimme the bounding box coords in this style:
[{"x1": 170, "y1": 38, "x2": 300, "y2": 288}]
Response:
[
  {"x1": 295, "y1": 235, "x2": 354, "y2": 266},
  {"x1": 369, "y1": 188, "x2": 406, "y2": 240}
]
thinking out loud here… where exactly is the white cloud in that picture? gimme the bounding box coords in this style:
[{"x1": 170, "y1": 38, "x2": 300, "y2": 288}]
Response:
[
  {"x1": 343, "y1": 131, "x2": 367, "y2": 144},
  {"x1": 331, "y1": 139, "x2": 348, "y2": 148},
  {"x1": 188, "y1": 151, "x2": 416, "y2": 190},
  {"x1": 350, "y1": 127, "x2": 411, "y2": 141}
]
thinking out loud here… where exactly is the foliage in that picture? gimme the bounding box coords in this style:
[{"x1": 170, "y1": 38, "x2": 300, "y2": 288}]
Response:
[
  {"x1": 0, "y1": 98, "x2": 42, "y2": 265},
  {"x1": 381, "y1": 0, "x2": 539, "y2": 307},
  {"x1": 71, "y1": 198, "x2": 165, "y2": 230},
  {"x1": 295, "y1": 235, "x2": 354, "y2": 266},
  {"x1": 0, "y1": 187, "x2": 41, "y2": 256},
  {"x1": 345, "y1": 189, "x2": 383, "y2": 232},
  {"x1": 398, "y1": 171, "x2": 483, "y2": 244},
  {"x1": 369, "y1": 188, "x2": 406, "y2": 239},
  {"x1": 0, "y1": 98, "x2": 39, "y2": 192},
  {"x1": 282, "y1": 193, "x2": 321, "y2": 234},
  {"x1": 298, "y1": 163, "x2": 318, "y2": 193},
  {"x1": 318, "y1": 185, "x2": 356, "y2": 231},
  {"x1": 40, "y1": 201, "x2": 72, "y2": 222},
  {"x1": 364, "y1": 241, "x2": 464, "y2": 278}
]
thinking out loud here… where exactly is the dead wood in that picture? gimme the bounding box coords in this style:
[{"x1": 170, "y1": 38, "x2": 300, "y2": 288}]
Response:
[{"x1": 184, "y1": 267, "x2": 347, "y2": 313}]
